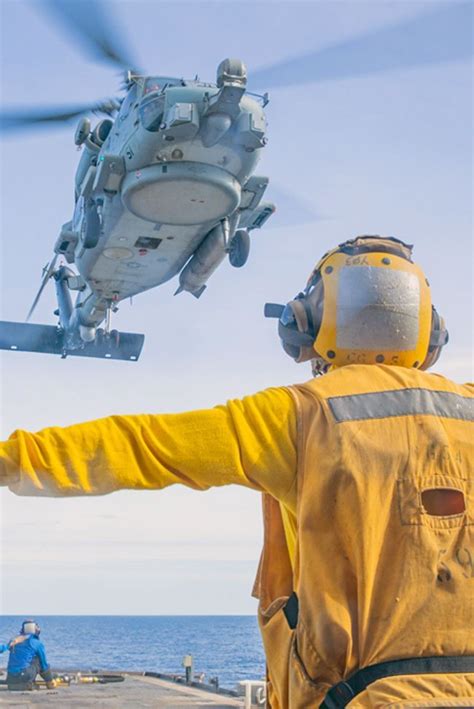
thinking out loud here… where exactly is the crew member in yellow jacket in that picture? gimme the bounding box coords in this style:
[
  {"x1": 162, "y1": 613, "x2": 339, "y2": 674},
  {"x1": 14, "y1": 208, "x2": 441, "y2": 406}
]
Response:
[{"x1": 1, "y1": 236, "x2": 473, "y2": 708}]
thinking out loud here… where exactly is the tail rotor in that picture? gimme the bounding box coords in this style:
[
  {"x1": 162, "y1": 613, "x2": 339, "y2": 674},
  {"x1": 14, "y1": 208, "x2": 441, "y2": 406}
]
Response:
[{"x1": 26, "y1": 254, "x2": 59, "y2": 322}]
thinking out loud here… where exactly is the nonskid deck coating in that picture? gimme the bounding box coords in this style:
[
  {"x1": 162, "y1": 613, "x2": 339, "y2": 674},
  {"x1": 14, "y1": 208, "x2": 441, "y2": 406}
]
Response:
[{"x1": 0, "y1": 673, "x2": 244, "y2": 707}]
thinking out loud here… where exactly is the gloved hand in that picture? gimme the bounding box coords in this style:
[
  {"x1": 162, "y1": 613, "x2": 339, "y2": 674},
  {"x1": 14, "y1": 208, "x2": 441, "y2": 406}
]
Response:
[{"x1": 46, "y1": 679, "x2": 57, "y2": 689}]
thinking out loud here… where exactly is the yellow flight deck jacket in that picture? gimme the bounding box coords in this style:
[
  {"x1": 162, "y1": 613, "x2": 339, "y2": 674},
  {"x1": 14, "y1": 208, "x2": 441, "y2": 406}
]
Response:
[{"x1": 1, "y1": 364, "x2": 473, "y2": 708}]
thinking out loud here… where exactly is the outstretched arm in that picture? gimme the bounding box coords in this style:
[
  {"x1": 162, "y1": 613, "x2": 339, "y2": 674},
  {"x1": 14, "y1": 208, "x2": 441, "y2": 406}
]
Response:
[{"x1": 1, "y1": 387, "x2": 297, "y2": 504}]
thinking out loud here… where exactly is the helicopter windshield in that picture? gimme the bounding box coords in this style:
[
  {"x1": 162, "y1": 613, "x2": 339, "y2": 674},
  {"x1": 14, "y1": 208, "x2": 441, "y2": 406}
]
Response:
[
  {"x1": 139, "y1": 93, "x2": 165, "y2": 132},
  {"x1": 144, "y1": 78, "x2": 162, "y2": 94},
  {"x1": 143, "y1": 77, "x2": 184, "y2": 94}
]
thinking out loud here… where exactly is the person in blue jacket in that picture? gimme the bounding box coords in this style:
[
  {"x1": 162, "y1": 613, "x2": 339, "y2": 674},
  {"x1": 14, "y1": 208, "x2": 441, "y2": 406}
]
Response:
[{"x1": 0, "y1": 620, "x2": 55, "y2": 690}]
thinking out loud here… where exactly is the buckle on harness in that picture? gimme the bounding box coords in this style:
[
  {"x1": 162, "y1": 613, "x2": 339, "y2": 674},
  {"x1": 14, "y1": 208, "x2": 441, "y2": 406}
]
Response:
[{"x1": 321, "y1": 681, "x2": 355, "y2": 709}]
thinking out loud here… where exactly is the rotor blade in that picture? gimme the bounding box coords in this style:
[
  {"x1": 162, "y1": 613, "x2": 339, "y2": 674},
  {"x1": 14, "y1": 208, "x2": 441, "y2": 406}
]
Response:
[
  {"x1": 250, "y1": 3, "x2": 472, "y2": 90},
  {"x1": 0, "y1": 99, "x2": 120, "y2": 132},
  {"x1": 265, "y1": 184, "x2": 323, "y2": 228},
  {"x1": 43, "y1": 0, "x2": 139, "y2": 71},
  {"x1": 26, "y1": 254, "x2": 58, "y2": 323},
  {"x1": 1, "y1": 105, "x2": 92, "y2": 131}
]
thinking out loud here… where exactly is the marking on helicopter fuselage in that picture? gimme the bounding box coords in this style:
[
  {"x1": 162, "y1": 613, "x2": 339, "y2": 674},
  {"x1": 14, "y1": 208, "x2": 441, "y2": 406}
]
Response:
[{"x1": 135, "y1": 236, "x2": 162, "y2": 250}]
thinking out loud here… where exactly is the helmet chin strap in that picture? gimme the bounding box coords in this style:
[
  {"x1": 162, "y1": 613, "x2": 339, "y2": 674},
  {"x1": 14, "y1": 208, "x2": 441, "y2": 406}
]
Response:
[{"x1": 311, "y1": 357, "x2": 331, "y2": 377}]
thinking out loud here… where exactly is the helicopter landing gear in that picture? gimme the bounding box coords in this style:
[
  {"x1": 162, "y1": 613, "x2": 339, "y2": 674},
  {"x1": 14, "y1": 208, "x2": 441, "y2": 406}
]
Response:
[
  {"x1": 99, "y1": 306, "x2": 121, "y2": 348},
  {"x1": 109, "y1": 329, "x2": 120, "y2": 347},
  {"x1": 80, "y1": 200, "x2": 101, "y2": 249},
  {"x1": 95, "y1": 328, "x2": 120, "y2": 347},
  {"x1": 228, "y1": 229, "x2": 250, "y2": 268}
]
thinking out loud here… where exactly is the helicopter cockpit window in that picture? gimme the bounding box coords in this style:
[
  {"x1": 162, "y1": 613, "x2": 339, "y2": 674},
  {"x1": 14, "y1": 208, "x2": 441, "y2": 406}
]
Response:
[
  {"x1": 139, "y1": 93, "x2": 165, "y2": 132},
  {"x1": 143, "y1": 77, "x2": 184, "y2": 94},
  {"x1": 144, "y1": 78, "x2": 163, "y2": 94}
]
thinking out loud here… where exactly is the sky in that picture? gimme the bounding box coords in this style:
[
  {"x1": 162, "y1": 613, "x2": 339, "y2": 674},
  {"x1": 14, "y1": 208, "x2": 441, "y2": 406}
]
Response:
[{"x1": 0, "y1": 0, "x2": 472, "y2": 615}]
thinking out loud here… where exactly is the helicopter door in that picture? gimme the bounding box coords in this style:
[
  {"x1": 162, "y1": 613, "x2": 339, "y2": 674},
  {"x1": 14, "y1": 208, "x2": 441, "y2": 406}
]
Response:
[{"x1": 73, "y1": 196, "x2": 101, "y2": 250}]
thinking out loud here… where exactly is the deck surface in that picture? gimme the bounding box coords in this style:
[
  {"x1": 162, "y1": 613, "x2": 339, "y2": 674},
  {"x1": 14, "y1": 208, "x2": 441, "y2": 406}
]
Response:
[{"x1": 0, "y1": 673, "x2": 244, "y2": 708}]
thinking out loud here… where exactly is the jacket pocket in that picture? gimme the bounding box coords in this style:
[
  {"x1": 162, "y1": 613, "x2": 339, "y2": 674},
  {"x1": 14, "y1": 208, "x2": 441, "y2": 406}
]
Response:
[
  {"x1": 397, "y1": 474, "x2": 472, "y2": 530},
  {"x1": 259, "y1": 597, "x2": 293, "y2": 709},
  {"x1": 289, "y1": 633, "x2": 329, "y2": 709}
]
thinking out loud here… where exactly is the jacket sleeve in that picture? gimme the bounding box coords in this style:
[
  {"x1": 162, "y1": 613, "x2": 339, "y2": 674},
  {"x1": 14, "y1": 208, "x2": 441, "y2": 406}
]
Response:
[
  {"x1": 31, "y1": 639, "x2": 50, "y2": 673},
  {"x1": 1, "y1": 387, "x2": 297, "y2": 504}
]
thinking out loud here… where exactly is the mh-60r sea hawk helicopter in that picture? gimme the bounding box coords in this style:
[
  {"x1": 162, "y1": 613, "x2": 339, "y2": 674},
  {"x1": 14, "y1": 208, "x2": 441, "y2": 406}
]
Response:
[
  {"x1": 1, "y1": 1, "x2": 470, "y2": 362},
  {"x1": 0, "y1": 0, "x2": 280, "y2": 362},
  {"x1": 1, "y1": 59, "x2": 273, "y2": 362}
]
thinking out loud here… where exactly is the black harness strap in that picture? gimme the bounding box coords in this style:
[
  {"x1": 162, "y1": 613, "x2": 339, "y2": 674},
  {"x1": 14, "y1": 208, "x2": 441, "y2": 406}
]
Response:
[
  {"x1": 283, "y1": 591, "x2": 299, "y2": 630},
  {"x1": 320, "y1": 655, "x2": 474, "y2": 708}
]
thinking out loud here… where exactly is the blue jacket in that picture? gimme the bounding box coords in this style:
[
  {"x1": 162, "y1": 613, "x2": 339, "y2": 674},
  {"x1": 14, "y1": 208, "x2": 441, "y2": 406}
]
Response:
[{"x1": 0, "y1": 635, "x2": 50, "y2": 675}]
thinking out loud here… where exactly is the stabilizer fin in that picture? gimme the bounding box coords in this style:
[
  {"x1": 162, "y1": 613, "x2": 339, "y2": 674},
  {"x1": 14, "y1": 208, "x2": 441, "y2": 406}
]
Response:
[{"x1": 0, "y1": 321, "x2": 144, "y2": 361}]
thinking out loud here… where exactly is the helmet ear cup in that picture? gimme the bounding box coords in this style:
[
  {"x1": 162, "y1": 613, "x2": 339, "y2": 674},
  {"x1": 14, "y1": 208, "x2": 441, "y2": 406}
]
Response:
[
  {"x1": 269, "y1": 280, "x2": 325, "y2": 364},
  {"x1": 287, "y1": 299, "x2": 317, "y2": 362},
  {"x1": 305, "y1": 279, "x2": 324, "y2": 339},
  {"x1": 290, "y1": 299, "x2": 310, "y2": 333},
  {"x1": 420, "y1": 306, "x2": 449, "y2": 370},
  {"x1": 275, "y1": 299, "x2": 316, "y2": 362}
]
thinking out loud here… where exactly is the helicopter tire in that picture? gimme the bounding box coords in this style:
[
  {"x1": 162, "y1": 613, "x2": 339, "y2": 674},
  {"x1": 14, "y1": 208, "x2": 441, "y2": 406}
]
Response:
[
  {"x1": 228, "y1": 229, "x2": 250, "y2": 268},
  {"x1": 108, "y1": 329, "x2": 120, "y2": 347},
  {"x1": 81, "y1": 202, "x2": 101, "y2": 249}
]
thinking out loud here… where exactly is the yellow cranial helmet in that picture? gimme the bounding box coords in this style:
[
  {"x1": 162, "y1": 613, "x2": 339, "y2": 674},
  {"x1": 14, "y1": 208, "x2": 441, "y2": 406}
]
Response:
[{"x1": 264, "y1": 236, "x2": 448, "y2": 372}]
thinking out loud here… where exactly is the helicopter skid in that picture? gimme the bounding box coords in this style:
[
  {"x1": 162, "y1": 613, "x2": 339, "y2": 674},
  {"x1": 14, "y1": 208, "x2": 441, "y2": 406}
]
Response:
[{"x1": 0, "y1": 321, "x2": 144, "y2": 361}]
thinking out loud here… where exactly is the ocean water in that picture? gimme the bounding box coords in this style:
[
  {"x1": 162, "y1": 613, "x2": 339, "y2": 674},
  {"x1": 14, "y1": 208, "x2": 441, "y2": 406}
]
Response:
[{"x1": 0, "y1": 615, "x2": 265, "y2": 689}]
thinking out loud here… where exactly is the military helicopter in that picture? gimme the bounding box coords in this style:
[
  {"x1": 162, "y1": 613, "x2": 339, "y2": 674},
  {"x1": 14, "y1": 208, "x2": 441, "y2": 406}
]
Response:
[
  {"x1": 0, "y1": 4, "x2": 276, "y2": 361},
  {"x1": 0, "y1": 1, "x2": 470, "y2": 361}
]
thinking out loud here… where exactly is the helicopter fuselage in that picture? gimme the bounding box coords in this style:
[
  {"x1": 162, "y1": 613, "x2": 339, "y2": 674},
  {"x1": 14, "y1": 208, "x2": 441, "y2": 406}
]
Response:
[{"x1": 55, "y1": 66, "x2": 274, "y2": 343}]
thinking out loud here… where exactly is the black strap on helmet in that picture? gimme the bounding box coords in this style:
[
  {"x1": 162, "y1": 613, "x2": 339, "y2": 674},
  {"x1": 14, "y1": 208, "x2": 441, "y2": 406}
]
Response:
[{"x1": 337, "y1": 235, "x2": 414, "y2": 261}]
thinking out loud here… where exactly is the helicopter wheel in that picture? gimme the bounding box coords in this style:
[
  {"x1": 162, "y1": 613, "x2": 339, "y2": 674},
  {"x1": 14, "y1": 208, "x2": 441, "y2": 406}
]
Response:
[
  {"x1": 81, "y1": 202, "x2": 101, "y2": 249},
  {"x1": 108, "y1": 329, "x2": 120, "y2": 347},
  {"x1": 228, "y1": 229, "x2": 250, "y2": 268}
]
